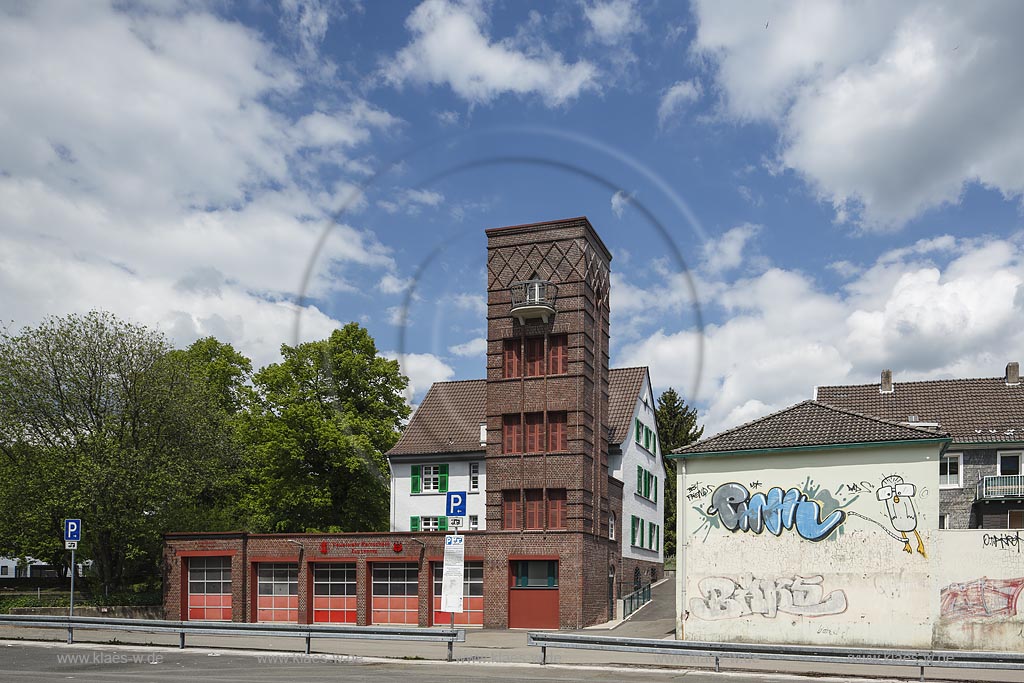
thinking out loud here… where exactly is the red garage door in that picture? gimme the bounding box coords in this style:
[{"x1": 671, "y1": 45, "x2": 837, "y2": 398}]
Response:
[
  {"x1": 508, "y1": 560, "x2": 559, "y2": 629},
  {"x1": 187, "y1": 557, "x2": 232, "y2": 621},
  {"x1": 312, "y1": 563, "x2": 357, "y2": 624},
  {"x1": 371, "y1": 562, "x2": 419, "y2": 625},
  {"x1": 257, "y1": 563, "x2": 298, "y2": 623},
  {"x1": 431, "y1": 561, "x2": 483, "y2": 626}
]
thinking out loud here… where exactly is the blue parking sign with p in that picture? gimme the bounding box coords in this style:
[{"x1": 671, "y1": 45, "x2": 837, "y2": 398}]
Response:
[
  {"x1": 446, "y1": 491, "x2": 466, "y2": 517},
  {"x1": 64, "y1": 519, "x2": 81, "y2": 542}
]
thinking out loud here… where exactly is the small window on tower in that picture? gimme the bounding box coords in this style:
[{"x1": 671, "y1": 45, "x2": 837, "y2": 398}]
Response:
[
  {"x1": 525, "y1": 337, "x2": 545, "y2": 376},
  {"x1": 503, "y1": 339, "x2": 521, "y2": 378},
  {"x1": 548, "y1": 335, "x2": 568, "y2": 375}
]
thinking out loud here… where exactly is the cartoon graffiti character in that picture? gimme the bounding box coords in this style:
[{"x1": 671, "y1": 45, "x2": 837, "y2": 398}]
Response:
[{"x1": 875, "y1": 475, "x2": 925, "y2": 557}]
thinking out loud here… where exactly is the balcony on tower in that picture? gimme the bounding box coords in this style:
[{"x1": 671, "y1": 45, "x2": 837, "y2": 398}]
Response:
[{"x1": 509, "y1": 279, "x2": 557, "y2": 324}]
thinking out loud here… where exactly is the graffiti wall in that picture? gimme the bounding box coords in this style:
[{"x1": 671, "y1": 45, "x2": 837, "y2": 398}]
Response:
[
  {"x1": 933, "y1": 530, "x2": 1024, "y2": 650},
  {"x1": 680, "y1": 442, "x2": 941, "y2": 648}
]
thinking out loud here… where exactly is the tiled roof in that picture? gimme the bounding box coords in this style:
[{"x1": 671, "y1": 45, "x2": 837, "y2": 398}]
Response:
[
  {"x1": 608, "y1": 367, "x2": 648, "y2": 443},
  {"x1": 387, "y1": 367, "x2": 650, "y2": 457},
  {"x1": 672, "y1": 400, "x2": 949, "y2": 457},
  {"x1": 816, "y1": 377, "x2": 1024, "y2": 444},
  {"x1": 387, "y1": 380, "x2": 486, "y2": 456}
]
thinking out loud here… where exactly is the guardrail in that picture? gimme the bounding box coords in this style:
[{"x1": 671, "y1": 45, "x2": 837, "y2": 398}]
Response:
[
  {"x1": 621, "y1": 582, "x2": 651, "y2": 619},
  {"x1": 0, "y1": 614, "x2": 465, "y2": 661},
  {"x1": 977, "y1": 473, "x2": 1024, "y2": 499},
  {"x1": 527, "y1": 632, "x2": 1024, "y2": 681}
]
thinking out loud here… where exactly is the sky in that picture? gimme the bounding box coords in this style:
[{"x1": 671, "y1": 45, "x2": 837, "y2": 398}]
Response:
[{"x1": 2, "y1": 0, "x2": 1023, "y2": 438}]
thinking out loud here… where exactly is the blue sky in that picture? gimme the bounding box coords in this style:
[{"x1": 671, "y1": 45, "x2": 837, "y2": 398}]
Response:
[{"x1": 2, "y1": 1, "x2": 1023, "y2": 436}]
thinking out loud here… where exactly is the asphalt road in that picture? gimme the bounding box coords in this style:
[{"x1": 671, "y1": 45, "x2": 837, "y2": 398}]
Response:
[{"x1": 0, "y1": 641, "x2": 912, "y2": 683}]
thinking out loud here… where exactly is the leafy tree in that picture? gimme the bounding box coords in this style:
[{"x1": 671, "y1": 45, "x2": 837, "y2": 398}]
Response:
[
  {"x1": 237, "y1": 323, "x2": 409, "y2": 533},
  {"x1": 0, "y1": 312, "x2": 242, "y2": 592},
  {"x1": 655, "y1": 387, "x2": 704, "y2": 557}
]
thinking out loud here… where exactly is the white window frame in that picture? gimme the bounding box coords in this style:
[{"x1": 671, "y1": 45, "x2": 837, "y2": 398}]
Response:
[
  {"x1": 469, "y1": 462, "x2": 480, "y2": 492},
  {"x1": 420, "y1": 516, "x2": 442, "y2": 531},
  {"x1": 469, "y1": 515, "x2": 479, "y2": 530},
  {"x1": 938, "y1": 513, "x2": 949, "y2": 529},
  {"x1": 939, "y1": 452, "x2": 963, "y2": 489},
  {"x1": 422, "y1": 465, "x2": 441, "y2": 492},
  {"x1": 609, "y1": 511, "x2": 616, "y2": 541},
  {"x1": 997, "y1": 451, "x2": 1023, "y2": 477}
]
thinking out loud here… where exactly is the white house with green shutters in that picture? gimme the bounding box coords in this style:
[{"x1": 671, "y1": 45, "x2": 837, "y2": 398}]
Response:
[{"x1": 607, "y1": 368, "x2": 665, "y2": 566}]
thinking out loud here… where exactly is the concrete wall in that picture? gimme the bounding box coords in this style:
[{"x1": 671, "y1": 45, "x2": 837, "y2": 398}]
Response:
[
  {"x1": 617, "y1": 373, "x2": 665, "y2": 565},
  {"x1": 933, "y1": 529, "x2": 1024, "y2": 650},
  {"x1": 389, "y1": 456, "x2": 487, "y2": 531},
  {"x1": 679, "y1": 443, "x2": 941, "y2": 649}
]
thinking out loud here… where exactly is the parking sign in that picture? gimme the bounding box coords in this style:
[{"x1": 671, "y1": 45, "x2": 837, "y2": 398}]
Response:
[
  {"x1": 446, "y1": 491, "x2": 466, "y2": 517},
  {"x1": 64, "y1": 519, "x2": 81, "y2": 542}
]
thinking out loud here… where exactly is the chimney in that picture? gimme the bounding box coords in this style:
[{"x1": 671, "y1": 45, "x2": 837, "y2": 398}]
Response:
[
  {"x1": 880, "y1": 369, "x2": 893, "y2": 394},
  {"x1": 1007, "y1": 362, "x2": 1020, "y2": 386}
]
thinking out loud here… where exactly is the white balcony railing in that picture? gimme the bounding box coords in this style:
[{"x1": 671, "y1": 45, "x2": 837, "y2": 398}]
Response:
[{"x1": 977, "y1": 474, "x2": 1024, "y2": 500}]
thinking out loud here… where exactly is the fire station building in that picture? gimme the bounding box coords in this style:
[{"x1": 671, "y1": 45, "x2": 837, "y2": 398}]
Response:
[{"x1": 163, "y1": 217, "x2": 665, "y2": 629}]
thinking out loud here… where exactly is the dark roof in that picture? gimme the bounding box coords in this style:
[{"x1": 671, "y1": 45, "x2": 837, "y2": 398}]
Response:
[
  {"x1": 608, "y1": 367, "x2": 648, "y2": 443},
  {"x1": 816, "y1": 377, "x2": 1024, "y2": 444},
  {"x1": 388, "y1": 380, "x2": 486, "y2": 456},
  {"x1": 387, "y1": 367, "x2": 650, "y2": 457},
  {"x1": 672, "y1": 400, "x2": 949, "y2": 457}
]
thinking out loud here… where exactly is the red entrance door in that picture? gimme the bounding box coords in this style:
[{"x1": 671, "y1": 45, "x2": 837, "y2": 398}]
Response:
[{"x1": 508, "y1": 560, "x2": 559, "y2": 628}]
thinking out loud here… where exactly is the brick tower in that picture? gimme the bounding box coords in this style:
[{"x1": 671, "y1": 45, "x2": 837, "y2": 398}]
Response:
[{"x1": 482, "y1": 217, "x2": 615, "y2": 628}]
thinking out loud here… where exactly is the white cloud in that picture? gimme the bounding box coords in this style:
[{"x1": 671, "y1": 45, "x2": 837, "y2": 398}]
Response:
[
  {"x1": 378, "y1": 274, "x2": 414, "y2": 294},
  {"x1": 384, "y1": 0, "x2": 599, "y2": 106},
  {"x1": 691, "y1": 1, "x2": 1024, "y2": 228},
  {"x1": 384, "y1": 351, "x2": 455, "y2": 401},
  {"x1": 377, "y1": 188, "x2": 445, "y2": 215},
  {"x1": 436, "y1": 110, "x2": 460, "y2": 125},
  {"x1": 0, "y1": 2, "x2": 399, "y2": 368},
  {"x1": 452, "y1": 293, "x2": 487, "y2": 317},
  {"x1": 448, "y1": 336, "x2": 487, "y2": 357},
  {"x1": 701, "y1": 223, "x2": 761, "y2": 273},
  {"x1": 617, "y1": 233, "x2": 1024, "y2": 437},
  {"x1": 657, "y1": 79, "x2": 702, "y2": 128},
  {"x1": 583, "y1": 0, "x2": 643, "y2": 45},
  {"x1": 610, "y1": 190, "x2": 632, "y2": 218}
]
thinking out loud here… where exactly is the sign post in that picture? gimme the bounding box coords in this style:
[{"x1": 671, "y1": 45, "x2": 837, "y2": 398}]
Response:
[
  {"x1": 442, "y1": 491, "x2": 467, "y2": 661},
  {"x1": 64, "y1": 519, "x2": 81, "y2": 644}
]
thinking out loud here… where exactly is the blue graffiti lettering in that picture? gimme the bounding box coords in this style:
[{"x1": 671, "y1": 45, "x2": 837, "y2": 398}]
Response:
[{"x1": 708, "y1": 483, "x2": 845, "y2": 542}]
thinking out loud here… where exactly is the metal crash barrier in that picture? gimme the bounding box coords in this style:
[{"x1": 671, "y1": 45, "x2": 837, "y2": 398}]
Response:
[
  {"x1": 0, "y1": 614, "x2": 466, "y2": 662},
  {"x1": 527, "y1": 631, "x2": 1024, "y2": 681}
]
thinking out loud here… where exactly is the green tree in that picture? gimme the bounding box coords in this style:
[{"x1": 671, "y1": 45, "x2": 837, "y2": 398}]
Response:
[
  {"x1": 655, "y1": 387, "x2": 704, "y2": 558},
  {"x1": 238, "y1": 323, "x2": 410, "y2": 533},
  {"x1": 0, "y1": 312, "x2": 241, "y2": 592}
]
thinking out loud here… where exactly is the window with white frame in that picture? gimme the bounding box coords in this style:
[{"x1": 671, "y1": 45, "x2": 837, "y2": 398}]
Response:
[
  {"x1": 999, "y1": 452, "x2": 1022, "y2": 477},
  {"x1": 469, "y1": 515, "x2": 479, "y2": 530},
  {"x1": 938, "y1": 514, "x2": 949, "y2": 529},
  {"x1": 609, "y1": 511, "x2": 615, "y2": 541},
  {"x1": 939, "y1": 453, "x2": 962, "y2": 488},
  {"x1": 422, "y1": 465, "x2": 441, "y2": 491},
  {"x1": 470, "y1": 462, "x2": 480, "y2": 491}
]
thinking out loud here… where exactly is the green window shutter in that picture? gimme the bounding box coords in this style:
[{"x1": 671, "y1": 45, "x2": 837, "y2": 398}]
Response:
[
  {"x1": 439, "y1": 516, "x2": 448, "y2": 531},
  {"x1": 636, "y1": 466, "x2": 643, "y2": 494},
  {"x1": 656, "y1": 525, "x2": 661, "y2": 551},
  {"x1": 653, "y1": 477, "x2": 658, "y2": 503},
  {"x1": 652, "y1": 434, "x2": 658, "y2": 455},
  {"x1": 439, "y1": 464, "x2": 449, "y2": 493},
  {"x1": 644, "y1": 426, "x2": 651, "y2": 450},
  {"x1": 630, "y1": 516, "x2": 637, "y2": 545},
  {"x1": 635, "y1": 418, "x2": 642, "y2": 444},
  {"x1": 643, "y1": 472, "x2": 650, "y2": 498},
  {"x1": 410, "y1": 516, "x2": 420, "y2": 532},
  {"x1": 411, "y1": 465, "x2": 421, "y2": 494}
]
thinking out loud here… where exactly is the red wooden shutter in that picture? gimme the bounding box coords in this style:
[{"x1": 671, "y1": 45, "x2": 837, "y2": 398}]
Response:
[
  {"x1": 546, "y1": 489, "x2": 567, "y2": 529},
  {"x1": 503, "y1": 490, "x2": 521, "y2": 530},
  {"x1": 525, "y1": 337, "x2": 544, "y2": 376},
  {"x1": 503, "y1": 414, "x2": 522, "y2": 453},
  {"x1": 547, "y1": 412, "x2": 567, "y2": 452},
  {"x1": 503, "y1": 339, "x2": 520, "y2": 378},
  {"x1": 547, "y1": 334, "x2": 567, "y2": 374},
  {"x1": 525, "y1": 412, "x2": 544, "y2": 452},
  {"x1": 525, "y1": 489, "x2": 544, "y2": 529}
]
